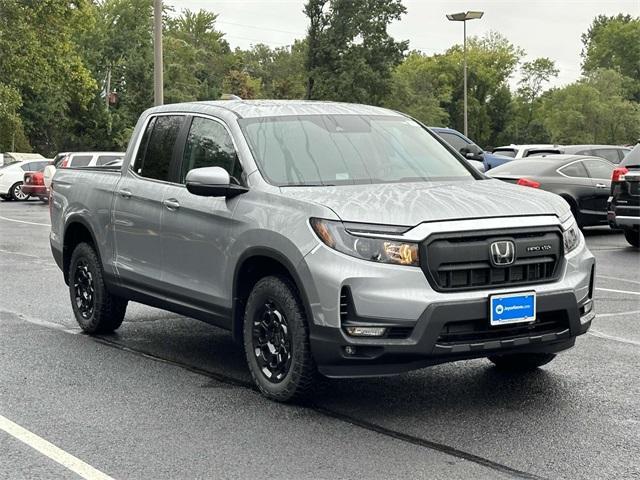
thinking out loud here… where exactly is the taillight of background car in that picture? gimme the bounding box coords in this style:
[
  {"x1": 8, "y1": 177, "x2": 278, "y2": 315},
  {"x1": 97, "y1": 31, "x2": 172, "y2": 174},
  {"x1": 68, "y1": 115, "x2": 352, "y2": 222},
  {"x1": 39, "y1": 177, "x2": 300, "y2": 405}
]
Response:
[
  {"x1": 517, "y1": 178, "x2": 541, "y2": 188},
  {"x1": 611, "y1": 167, "x2": 628, "y2": 182}
]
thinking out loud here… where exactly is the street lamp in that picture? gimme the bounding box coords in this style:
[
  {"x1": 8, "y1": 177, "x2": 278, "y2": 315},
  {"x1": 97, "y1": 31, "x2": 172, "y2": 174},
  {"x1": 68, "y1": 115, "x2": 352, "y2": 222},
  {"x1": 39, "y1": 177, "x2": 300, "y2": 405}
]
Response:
[
  {"x1": 446, "y1": 11, "x2": 484, "y2": 137},
  {"x1": 153, "y1": 0, "x2": 163, "y2": 106}
]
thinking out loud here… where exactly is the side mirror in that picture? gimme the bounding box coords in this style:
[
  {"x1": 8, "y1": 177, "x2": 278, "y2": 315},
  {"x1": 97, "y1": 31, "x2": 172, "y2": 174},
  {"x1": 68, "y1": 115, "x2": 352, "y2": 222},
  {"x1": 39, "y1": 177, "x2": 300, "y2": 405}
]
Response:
[{"x1": 185, "y1": 166, "x2": 248, "y2": 198}]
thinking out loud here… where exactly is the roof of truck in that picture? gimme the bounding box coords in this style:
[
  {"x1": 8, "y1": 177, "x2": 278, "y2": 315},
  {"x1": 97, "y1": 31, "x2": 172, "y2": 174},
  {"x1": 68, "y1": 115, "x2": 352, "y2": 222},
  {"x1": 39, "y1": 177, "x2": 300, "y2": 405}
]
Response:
[{"x1": 149, "y1": 100, "x2": 402, "y2": 119}]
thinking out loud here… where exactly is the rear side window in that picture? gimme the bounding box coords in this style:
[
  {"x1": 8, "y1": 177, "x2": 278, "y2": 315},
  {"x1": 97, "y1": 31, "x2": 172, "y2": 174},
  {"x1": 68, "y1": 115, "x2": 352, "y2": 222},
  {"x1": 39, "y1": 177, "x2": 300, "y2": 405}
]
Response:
[
  {"x1": 70, "y1": 155, "x2": 92, "y2": 167},
  {"x1": 559, "y1": 161, "x2": 589, "y2": 178},
  {"x1": 135, "y1": 115, "x2": 184, "y2": 181},
  {"x1": 493, "y1": 149, "x2": 516, "y2": 158},
  {"x1": 180, "y1": 117, "x2": 242, "y2": 184},
  {"x1": 621, "y1": 144, "x2": 640, "y2": 167},
  {"x1": 584, "y1": 159, "x2": 614, "y2": 179},
  {"x1": 436, "y1": 131, "x2": 469, "y2": 152},
  {"x1": 96, "y1": 155, "x2": 122, "y2": 166}
]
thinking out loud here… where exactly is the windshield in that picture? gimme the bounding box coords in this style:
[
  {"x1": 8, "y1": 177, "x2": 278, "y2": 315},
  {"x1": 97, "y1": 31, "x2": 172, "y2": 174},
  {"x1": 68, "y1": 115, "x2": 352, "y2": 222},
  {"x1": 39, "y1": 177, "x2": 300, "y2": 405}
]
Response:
[
  {"x1": 0, "y1": 158, "x2": 20, "y2": 169},
  {"x1": 622, "y1": 144, "x2": 640, "y2": 167},
  {"x1": 239, "y1": 115, "x2": 474, "y2": 186}
]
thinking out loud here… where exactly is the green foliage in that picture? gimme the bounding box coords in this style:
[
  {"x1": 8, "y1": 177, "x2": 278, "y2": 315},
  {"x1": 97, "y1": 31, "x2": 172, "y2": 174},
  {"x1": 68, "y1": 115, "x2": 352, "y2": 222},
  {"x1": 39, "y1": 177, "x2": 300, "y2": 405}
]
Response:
[
  {"x1": 581, "y1": 14, "x2": 640, "y2": 92},
  {"x1": 222, "y1": 70, "x2": 262, "y2": 99},
  {"x1": 541, "y1": 69, "x2": 640, "y2": 144},
  {"x1": 304, "y1": 0, "x2": 408, "y2": 105},
  {"x1": 235, "y1": 41, "x2": 308, "y2": 99}
]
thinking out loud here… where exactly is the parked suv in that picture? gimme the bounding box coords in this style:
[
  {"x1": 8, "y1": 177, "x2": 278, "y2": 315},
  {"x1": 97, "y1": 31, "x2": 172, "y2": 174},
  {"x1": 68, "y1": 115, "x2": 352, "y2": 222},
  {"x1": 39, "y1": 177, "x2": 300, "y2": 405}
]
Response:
[
  {"x1": 608, "y1": 144, "x2": 640, "y2": 247},
  {"x1": 50, "y1": 101, "x2": 595, "y2": 402}
]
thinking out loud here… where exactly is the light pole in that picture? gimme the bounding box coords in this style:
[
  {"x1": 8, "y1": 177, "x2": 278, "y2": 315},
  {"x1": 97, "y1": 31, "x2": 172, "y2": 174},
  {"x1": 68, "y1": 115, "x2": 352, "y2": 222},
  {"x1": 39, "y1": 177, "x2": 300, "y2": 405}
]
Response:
[
  {"x1": 153, "y1": 0, "x2": 163, "y2": 106},
  {"x1": 446, "y1": 11, "x2": 483, "y2": 137}
]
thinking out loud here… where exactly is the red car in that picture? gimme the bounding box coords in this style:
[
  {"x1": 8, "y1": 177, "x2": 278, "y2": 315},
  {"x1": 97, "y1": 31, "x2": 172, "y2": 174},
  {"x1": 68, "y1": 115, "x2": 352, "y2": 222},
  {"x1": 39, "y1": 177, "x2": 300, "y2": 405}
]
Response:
[{"x1": 22, "y1": 168, "x2": 49, "y2": 202}]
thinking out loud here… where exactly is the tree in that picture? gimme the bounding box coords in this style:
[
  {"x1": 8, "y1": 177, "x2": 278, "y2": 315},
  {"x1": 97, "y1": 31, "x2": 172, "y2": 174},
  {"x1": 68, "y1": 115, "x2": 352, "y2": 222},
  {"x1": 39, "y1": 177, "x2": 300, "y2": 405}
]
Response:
[
  {"x1": 0, "y1": 0, "x2": 97, "y2": 155},
  {"x1": 236, "y1": 41, "x2": 307, "y2": 99},
  {"x1": 303, "y1": 0, "x2": 408, "y2": 105},
  {"x1": 222, "y1": 70, "x2": 262, "y2": 99},
  {"x1": 507, "y1": 57, "x2": 559, "y2": 142},
  {"x1": 541, "y1": 69, "x2": 640, "y2": 144},
  {"x1": 0, "y1": 83, "x2": 30, "y2": 151},
  {"x1": 383, "y1": 52, "x2": 450, "y2": 126},
  {"x1": 581, "y1": 14, "x2": 640, "y2": 89}
]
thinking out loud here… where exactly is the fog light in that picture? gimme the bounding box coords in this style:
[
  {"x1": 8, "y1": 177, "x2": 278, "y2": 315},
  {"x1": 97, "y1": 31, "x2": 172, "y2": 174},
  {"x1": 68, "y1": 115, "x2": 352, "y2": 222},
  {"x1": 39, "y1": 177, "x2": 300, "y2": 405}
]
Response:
[
  {"x1": 345, "y1": 326, "x2": 387, "y2": 337},
  {"x1": 583, "y1": 300, "x2": 593, "y2": 315},
  {"x1": 344, "y1": 346, "x2": 357, "y2": 355}
]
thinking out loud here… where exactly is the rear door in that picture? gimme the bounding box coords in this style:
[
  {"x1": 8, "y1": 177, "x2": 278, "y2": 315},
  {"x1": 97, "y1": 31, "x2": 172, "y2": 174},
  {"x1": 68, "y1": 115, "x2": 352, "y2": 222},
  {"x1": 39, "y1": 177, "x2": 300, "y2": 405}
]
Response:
[
  {"x1": 160, "y1": 115, "x2": 244, "y2": 320},
  {"x1": 557, "y1": 160, "x2": 594, "y2": 222},
  {"x1": 583, "y1": 158, "x2": 615, "y2": 222},
  {"x1": 112, "y1": 114, "x2": 187, "y2": 293}
]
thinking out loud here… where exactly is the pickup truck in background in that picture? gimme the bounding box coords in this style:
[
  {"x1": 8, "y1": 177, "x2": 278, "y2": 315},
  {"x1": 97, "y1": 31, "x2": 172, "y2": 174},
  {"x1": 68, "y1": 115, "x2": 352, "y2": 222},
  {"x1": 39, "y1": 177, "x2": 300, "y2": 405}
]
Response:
[{"x1": 50, "y1": 100, "x2": 595, "y2": 402}]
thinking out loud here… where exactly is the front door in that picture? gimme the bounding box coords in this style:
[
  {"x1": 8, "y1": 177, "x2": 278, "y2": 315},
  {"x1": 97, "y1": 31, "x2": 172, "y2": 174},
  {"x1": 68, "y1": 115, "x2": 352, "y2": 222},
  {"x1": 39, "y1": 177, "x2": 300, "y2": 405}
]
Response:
[
  {"x1": 112, "y1": 114, "x2": 186, "y2": 293},
  {"x1": 160, "y1": 115, "x2": 245, "y2": 323}
]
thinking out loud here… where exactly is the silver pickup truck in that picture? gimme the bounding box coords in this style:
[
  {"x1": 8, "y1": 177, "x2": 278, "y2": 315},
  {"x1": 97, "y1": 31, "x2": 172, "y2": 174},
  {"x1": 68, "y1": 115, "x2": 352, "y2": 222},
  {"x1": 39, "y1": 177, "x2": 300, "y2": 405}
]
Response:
[{"x1": 50, "y1": 100, "x2": 595, "y2": 402}]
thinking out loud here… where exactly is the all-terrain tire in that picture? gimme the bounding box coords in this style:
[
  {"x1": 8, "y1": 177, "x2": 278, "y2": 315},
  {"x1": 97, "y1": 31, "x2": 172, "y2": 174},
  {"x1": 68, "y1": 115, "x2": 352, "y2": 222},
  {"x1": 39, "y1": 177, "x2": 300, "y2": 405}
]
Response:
[
  {"x1": 243, "y1": 275, "x2": 317, "y2": 403},
  {"x1": 68, "y1": 242, "x2": 127, "y2": 333}
]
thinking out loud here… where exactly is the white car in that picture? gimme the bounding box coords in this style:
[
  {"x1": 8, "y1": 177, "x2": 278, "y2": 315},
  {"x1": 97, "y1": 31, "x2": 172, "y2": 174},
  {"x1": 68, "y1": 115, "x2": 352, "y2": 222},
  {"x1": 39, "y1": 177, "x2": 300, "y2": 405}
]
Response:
[
  {"x1": 492, "y1": 144, "x2": 563, "y2": 159},
  {"x1": 43, "y1": 151, "x2": 124, "y2": 189},
  {"x1": 0, "y1": 159, "x2": 50, "y2": 201}
]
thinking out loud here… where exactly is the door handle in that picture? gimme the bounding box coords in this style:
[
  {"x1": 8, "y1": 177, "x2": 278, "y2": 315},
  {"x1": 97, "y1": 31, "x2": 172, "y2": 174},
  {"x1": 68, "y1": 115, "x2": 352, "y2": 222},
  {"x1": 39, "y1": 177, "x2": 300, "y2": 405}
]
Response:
[
  {"x1": 163, "y1": 198, "x2": 180, "y2": 210},
  {"x1": 595, "y1": 183, "x2": 608, "y2": 189},
  {"x1": 118, "y1": 189, "x2": 132, "y2": 198}
]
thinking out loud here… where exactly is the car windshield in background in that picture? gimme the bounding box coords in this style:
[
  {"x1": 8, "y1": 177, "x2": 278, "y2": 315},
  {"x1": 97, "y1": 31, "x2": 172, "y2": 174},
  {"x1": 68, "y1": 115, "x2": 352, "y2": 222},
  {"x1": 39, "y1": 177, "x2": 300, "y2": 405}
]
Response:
[
  {"x1": 239, "y1": 115, "x2": 474, "y2": 186},
  {"x1": 0, "y1": 158, "x2": 20, "y2": 168},
  {"x1": 622, "y1": 144, "x2": 640, "y2": 167}
]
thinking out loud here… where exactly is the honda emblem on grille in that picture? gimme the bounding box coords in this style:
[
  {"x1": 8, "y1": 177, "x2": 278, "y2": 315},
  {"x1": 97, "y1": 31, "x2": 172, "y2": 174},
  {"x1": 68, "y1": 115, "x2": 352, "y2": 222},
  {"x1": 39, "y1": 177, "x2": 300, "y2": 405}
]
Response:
[{"x1": 490, "y1": 240, "x2": 515, "y2": 266}]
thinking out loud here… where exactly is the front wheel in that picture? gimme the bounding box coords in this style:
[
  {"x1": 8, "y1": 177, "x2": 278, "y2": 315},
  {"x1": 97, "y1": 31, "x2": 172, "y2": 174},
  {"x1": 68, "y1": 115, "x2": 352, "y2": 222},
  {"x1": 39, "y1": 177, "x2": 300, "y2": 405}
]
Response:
[
  {"x1": 10, "y1": 182, "x2": 29, "y2": 201},
  {"x1": 488, "y1": 353, "x2": 556, "y2": 371},
  {"x1": 69, "y1": 242, "x2": 127, "y2": 333},
  {"x1": 624, "y1": 228, "x2": 639, "y2": 248},
  {"x1": 243, "y1": 275, "x2": 317, "y2": 402}
]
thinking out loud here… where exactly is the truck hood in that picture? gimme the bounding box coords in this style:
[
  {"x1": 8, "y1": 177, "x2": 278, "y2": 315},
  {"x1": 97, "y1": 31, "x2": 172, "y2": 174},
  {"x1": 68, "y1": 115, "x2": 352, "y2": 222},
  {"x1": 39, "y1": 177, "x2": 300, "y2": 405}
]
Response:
[{"x1": 279, "y1": 179, "x2": 570, "y2": 226}]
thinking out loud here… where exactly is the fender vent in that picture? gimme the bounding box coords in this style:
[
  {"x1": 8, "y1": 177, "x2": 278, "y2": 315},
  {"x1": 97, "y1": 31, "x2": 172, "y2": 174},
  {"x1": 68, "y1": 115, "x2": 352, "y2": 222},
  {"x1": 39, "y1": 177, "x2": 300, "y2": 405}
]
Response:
[{"x1": 340, "y1": 287, "x2": 351, "y2": 321}]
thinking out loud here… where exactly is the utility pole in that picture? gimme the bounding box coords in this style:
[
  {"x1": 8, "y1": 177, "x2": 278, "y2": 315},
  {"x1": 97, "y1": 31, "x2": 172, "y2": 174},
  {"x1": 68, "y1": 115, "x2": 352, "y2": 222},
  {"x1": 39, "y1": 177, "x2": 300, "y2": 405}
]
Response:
[
  {"x1": 105, "y1": 66, "x2": 111, "y2": 108},
  {"x1": 153, "y1": 0, "x2": 164, "y2": 106}
]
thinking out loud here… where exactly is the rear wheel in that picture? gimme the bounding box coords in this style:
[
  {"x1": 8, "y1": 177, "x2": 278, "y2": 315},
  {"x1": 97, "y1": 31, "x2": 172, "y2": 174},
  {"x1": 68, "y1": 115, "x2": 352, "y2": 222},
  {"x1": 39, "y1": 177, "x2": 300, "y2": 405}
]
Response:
[
  {"x1": 10, "y1": 182, "x2": 29, "y2": 201},
  {"x1": 488, "y1": 353, "x2": 556, "y2": 371},
  {"x1": 624, "y1": 228, "x2": 640, "y2": 247},
  {"x1": 69, "y1": 242, "x2": 127, "y2": 333},
  {"x1": 243, "y1": 275, "x2": 317, "y2": 402}
]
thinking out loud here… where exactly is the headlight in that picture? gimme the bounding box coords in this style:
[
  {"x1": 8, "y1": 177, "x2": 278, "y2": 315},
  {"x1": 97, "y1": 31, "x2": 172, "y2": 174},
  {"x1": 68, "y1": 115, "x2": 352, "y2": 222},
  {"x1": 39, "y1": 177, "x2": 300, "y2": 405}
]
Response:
[
  {"x1": 310, "y1": 218, "x2": 420, "y2": 266},
  {"x1": 563, "y1": 220, "x2": 581, "y2": 253}
]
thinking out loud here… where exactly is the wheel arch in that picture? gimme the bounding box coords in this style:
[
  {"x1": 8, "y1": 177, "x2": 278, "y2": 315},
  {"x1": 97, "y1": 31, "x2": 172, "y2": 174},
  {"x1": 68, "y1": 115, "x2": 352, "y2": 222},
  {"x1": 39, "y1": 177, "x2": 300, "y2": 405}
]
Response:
[
  {"x1": 232, "y1": 247, "x2": 314, "y2": 343},
  {"x1": 62, "y1": 216, "x2": 101, "y2": 284}
]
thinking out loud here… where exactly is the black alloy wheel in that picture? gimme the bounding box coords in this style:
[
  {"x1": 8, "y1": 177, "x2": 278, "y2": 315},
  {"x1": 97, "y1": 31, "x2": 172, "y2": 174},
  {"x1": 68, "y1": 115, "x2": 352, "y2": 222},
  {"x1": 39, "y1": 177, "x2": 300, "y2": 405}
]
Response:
[
  {"x1": 73, "y1": 259, "x2": 95, "y2": 319},
  {"x1": 252, "y1": 299, "x2": 292, "y2": 383}
]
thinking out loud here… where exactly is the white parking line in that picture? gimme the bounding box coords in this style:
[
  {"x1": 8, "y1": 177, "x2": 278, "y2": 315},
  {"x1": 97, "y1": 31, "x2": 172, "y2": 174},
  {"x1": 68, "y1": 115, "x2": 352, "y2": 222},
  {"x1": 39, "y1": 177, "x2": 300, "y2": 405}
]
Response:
[
  {"x1": 0, "y1": 248, "x2": 42, "y2": 259},
  {"x1": 598, "y1": 275, "x2": 640, "y2": 286},
  {"x1": 596, "y1": 310, "x2": 640, "y2": 318},
  {"x1": 0, "y1": 214, "x2": 50, "y2": 227},
  {"x1": 0, "y1": 415, "x2": 115, "y2": 480},
  {"x1": 596, "y1": 287, "x2": 640, "y2": 296},
  {"x1": 588, "y1": 330, "x2": 640, "y2": 347}
]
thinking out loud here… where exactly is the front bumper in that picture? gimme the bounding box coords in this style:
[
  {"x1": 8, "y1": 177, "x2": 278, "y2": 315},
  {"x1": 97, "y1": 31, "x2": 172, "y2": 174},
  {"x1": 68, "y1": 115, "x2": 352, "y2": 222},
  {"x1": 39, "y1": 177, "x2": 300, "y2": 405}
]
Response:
[{"x1": 299, "y1": 220, "x2": 595, "y2": 378}]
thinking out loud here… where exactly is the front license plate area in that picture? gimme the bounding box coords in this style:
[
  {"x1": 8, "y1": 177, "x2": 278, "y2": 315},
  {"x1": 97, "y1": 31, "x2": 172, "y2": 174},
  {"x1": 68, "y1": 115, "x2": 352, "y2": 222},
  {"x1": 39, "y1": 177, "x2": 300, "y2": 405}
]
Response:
[{"x1": 490, "y1": 291, "x2": 536, "y2": 326}]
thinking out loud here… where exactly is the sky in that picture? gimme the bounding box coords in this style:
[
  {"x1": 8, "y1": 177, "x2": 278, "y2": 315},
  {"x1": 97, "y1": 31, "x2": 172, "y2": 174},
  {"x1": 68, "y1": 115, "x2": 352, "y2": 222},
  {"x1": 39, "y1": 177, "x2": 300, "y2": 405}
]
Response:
[{"x1": 167, "y1": 0, "x2": 639, "y2": 89}]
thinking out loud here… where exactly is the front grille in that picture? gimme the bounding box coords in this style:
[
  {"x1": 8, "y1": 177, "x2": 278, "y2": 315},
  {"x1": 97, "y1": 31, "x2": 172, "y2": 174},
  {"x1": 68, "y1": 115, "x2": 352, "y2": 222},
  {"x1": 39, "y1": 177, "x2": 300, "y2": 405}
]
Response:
[
  {"x1": 436, "y1": 311, "x2": 569, "y2": 345},
  {"x1": 421, "y1": 227, "x2": 563, "y2": 292}
]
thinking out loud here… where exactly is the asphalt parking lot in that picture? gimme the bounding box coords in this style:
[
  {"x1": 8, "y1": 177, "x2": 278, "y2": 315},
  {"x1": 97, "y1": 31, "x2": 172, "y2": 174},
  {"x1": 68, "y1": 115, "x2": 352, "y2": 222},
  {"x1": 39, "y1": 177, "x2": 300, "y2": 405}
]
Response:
[{"x1": 0, "y1": 199, "x2": 638, "y2": 480}]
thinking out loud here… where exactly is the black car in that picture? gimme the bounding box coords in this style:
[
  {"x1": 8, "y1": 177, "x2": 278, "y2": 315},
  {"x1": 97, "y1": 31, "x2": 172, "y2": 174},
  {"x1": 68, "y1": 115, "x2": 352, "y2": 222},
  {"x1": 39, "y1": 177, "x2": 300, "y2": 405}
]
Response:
[
  {"x1": 488, "y1": 154, "x2": 615, "y2": 228},
  {"x1": 608, "y1": 144, "x2": 640, "y2": 247}
]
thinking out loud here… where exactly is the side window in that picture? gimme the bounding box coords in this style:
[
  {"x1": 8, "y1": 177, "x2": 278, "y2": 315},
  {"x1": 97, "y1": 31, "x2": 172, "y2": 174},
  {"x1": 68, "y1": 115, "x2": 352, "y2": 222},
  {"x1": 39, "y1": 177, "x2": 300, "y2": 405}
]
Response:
[
  {"x1": 135, "y1": 115, "x2": 184, "y2": 181},
  {"x1": 584, "y1": 159, "x2": 614, "y2": 179},
  {"x1": 70, "y1": 155, "x2": 92, "y2": 167},
  {"x1": 437, "y1": 132, "x2": 469, "y2": 152},
  {"x1": 592, "y1": 149, "x2": 620, "y2": 164},
  {"x1": 180, "y1": 117, "x2": 243, "y2": 184},
  {"x1": 559, "y1": 161, "x2": 589, "y2": 178},
  {"x1": 96, "y1": 155, "x2": 122, "y2": 166}
]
